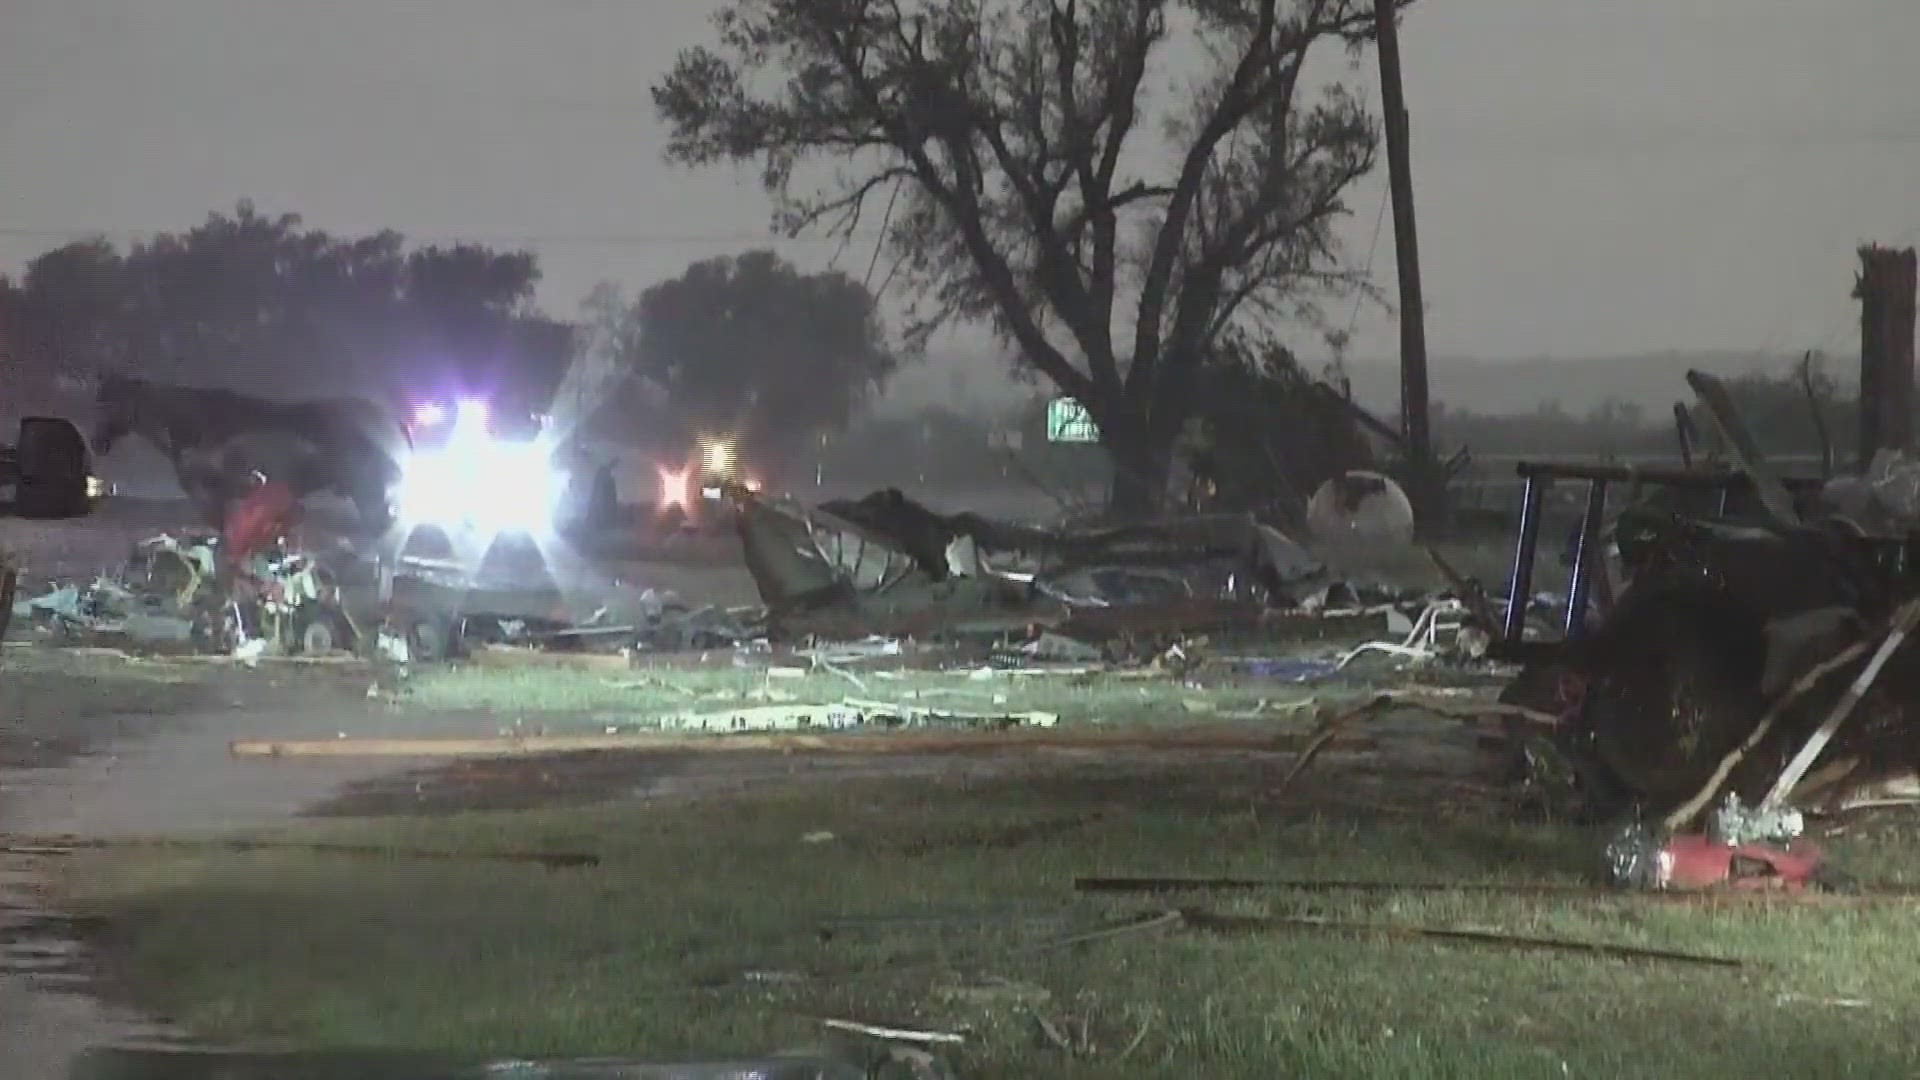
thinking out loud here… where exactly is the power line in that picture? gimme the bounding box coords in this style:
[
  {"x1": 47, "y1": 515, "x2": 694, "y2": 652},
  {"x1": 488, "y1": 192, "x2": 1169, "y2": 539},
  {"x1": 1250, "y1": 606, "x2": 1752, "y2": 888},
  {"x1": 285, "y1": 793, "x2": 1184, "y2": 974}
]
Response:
[
  {"x1": 0, "y1": 225, "x2": 883, "y2": 247},
  {"x1": 0, "y1": 81, "x2": 647, "y2": 112}
]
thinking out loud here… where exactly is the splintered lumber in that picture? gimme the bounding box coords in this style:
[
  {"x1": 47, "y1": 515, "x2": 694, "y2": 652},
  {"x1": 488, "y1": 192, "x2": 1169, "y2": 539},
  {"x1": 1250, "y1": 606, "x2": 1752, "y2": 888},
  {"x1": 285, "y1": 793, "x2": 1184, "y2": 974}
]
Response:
[{"x1": 229, "y1": 725, "x2": 1362, "y2": 760}]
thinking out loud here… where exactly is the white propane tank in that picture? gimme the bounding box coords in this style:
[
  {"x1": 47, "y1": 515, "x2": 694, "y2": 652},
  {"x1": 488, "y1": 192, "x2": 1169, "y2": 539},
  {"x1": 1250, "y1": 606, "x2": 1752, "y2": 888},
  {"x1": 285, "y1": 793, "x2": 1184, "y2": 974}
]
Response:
[{"x1": 1306, "y1": 469, "x2": 1416, "y2": 547}]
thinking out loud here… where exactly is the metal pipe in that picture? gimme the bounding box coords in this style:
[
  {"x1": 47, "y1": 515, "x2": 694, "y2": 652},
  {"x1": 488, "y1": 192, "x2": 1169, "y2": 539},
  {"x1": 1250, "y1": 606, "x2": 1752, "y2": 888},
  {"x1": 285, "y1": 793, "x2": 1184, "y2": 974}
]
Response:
[
  {"x1": 1503, "y1": 475, "x2": 1546, "y2": 642},
  {"x1": 1565, "y1": 479, "x2": 1610, "y2": 638}
]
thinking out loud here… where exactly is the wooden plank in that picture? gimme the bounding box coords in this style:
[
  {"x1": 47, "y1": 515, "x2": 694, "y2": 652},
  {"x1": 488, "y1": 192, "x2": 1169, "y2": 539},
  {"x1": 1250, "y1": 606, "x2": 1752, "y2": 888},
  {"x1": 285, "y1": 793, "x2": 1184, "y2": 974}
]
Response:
[{"x1": 229, "y1": 724, "x2": 1354, "y2": 760}]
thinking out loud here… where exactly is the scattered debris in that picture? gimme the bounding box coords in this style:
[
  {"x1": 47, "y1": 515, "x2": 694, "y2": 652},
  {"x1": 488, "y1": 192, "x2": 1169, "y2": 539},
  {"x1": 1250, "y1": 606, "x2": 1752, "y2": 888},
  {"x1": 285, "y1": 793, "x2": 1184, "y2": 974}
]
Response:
[
  {"x1": 933, "y1": 981, "x2": 1053, "y2": 1010},
  {"x1": 1175, "y1": 908, "x2": 1743, "y2": 968},
  {"x1": 1708, "y1": 794, "x2": 1805, "y2": 847},
  {"x1": 1270, "y1": 691, "x2": 1557, "y2": 800},
  {"x1": 818, "y1": 1017, "x2": 965, "y2": 1046},
  {"x1": 1490, "y1": 372, "x2": 1920, "y2": 874},
  {"x1": 10, "y1": 529, "x2": 357, "y2": 659},
  {"x1": 729, "y1": 483, "x2": 1343, "y2": 633},
  {"x1": 1605, "y1": 821, "x2": 1827, "y2": 893}
]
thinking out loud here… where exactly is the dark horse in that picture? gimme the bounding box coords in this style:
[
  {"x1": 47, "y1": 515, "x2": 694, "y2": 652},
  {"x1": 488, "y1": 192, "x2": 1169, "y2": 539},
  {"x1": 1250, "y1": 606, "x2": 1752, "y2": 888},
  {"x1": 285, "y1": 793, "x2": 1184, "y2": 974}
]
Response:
[{"x1": 93, "y1": 375, "x2": 411, "y2": 532}]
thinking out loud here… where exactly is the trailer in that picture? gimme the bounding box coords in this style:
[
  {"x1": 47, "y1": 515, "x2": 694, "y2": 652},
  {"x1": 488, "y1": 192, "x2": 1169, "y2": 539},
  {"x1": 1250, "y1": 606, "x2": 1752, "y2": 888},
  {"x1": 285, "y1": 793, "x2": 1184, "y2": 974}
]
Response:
[
  {"x1": 0, "y1": 415, "x2": 95, "y2": 641},
  {"x1": 0, "y1": 415, "x2": 96, "y2": 519}
]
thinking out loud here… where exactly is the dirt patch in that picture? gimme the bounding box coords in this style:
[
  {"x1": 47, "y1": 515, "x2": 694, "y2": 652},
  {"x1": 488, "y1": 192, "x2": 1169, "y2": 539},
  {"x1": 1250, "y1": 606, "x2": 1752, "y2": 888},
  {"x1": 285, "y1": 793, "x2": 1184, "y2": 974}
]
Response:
[
  {"x1": 0, "y1": 652, "x2": 381, "y2": 770},
  {"x1": 306, "y1": 747, "x2": 1034, "y2": 817},
  {"x1": 0, "y1": 667, "x2": 208, "y2": 770}
]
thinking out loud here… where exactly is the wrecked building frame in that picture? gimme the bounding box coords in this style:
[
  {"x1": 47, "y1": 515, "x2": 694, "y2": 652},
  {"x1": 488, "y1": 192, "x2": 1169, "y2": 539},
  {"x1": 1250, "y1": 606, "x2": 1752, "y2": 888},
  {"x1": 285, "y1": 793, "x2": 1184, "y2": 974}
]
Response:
[{"x1": 1492, "y1": 461, "x2": 1831, "y2": 661}]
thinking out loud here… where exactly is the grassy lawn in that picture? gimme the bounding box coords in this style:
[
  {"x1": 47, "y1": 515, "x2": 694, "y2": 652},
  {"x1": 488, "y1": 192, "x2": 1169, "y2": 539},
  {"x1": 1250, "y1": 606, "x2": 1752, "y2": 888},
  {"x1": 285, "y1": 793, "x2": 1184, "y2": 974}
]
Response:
[
  {"x1": 397, "y1": 615, "x2": 1504, "y2": 722},
  {"x1": 50, "y1": 755, "x2": 1920, "y2": 1078},
  {"x1": 401, "y1": 662, "x2": 1374, "y2": 720}
]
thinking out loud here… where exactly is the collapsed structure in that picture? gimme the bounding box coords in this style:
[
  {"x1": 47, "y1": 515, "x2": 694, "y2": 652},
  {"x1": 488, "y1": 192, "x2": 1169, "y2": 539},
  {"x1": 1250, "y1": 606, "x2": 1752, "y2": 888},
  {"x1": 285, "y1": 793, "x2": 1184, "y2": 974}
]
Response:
[
  {"x1": 1494, "y1": 370, "x2": 1920, "y2": 868},
  {"x1": 730, "y1": 482, "x2": 1329, "y2": 624}
]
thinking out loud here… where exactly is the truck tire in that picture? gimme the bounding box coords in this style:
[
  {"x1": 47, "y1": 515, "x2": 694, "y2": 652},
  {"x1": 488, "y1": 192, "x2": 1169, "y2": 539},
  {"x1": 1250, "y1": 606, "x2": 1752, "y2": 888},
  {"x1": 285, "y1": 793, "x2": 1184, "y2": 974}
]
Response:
[{"x1": 290, "y1": 604, "x2": 356, "y2": 656}]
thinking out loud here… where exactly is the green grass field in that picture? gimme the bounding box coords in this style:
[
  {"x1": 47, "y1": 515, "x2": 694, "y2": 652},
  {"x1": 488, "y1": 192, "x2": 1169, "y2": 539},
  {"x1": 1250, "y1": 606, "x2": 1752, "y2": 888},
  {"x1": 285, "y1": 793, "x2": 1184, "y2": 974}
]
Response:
[{"x1": 51, "y1": 753, "x2": 1920, "y2": 1078}]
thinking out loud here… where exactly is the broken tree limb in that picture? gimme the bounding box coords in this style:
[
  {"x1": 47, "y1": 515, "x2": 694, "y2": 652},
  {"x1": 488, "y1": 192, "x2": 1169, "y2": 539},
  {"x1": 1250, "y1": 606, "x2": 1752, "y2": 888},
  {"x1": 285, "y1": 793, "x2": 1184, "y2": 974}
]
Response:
[
  {"x1": 1424, "y1": 547, "x2": 1497, "y2": 633},
  {"x1": 1762, "y1": 597, "x2": 1920, "y2": 809},
  {"x1": 1026, "y1": 909, "x2": 1185, "y2": 954},
  {"x1": 1176, "y1": 909, "x2": 1743, "y2": 968},
  {"x1": 1663, "y1": 636, "x2": 1877, "y2": 833},
  {"x1": 1269, "y1": 690, "x2": 1557, "y2": 800},
  {"x1": 229, "y1": 725, "x2": 1351, "y2": 760},
  {"x1": 1383, "y1": 691, "x2": 1559, "y2": 728},
  {"x1": 791, "y1": 910, "x2": 1183, "y2": 987},
  {"x1": 1272, "y1": 695, "x2": 1392, "y2": 798}
]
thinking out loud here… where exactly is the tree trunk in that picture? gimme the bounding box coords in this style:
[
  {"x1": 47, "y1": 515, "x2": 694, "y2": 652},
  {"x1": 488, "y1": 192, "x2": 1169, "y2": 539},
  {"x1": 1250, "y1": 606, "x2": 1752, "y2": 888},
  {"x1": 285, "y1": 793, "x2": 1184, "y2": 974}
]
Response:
[{"x1": 1103, "y1": 420, "x2": 1178, "y2": 521}]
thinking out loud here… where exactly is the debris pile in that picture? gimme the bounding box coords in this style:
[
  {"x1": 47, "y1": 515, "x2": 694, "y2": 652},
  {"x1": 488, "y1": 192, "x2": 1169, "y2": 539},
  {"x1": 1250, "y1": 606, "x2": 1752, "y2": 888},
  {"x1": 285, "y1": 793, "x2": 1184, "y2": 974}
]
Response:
[
  {"x1": 9, "y1": 531, "x2": 359, "y2": 661},
  {"x1": 1492, "y1": 370, "x2": 1920, "y2": 890}
]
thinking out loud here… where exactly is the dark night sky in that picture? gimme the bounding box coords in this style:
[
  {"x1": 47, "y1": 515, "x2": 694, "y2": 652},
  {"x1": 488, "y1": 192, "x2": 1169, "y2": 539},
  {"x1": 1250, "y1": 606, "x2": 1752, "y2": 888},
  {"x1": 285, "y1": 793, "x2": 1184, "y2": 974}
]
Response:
[{"x1": 3, "y1": 0, "x2": 1915, "y2": 402}]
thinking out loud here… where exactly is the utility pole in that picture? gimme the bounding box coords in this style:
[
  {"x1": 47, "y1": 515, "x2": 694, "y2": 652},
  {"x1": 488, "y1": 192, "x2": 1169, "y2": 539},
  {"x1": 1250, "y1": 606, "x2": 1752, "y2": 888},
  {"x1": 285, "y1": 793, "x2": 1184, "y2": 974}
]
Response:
[
  {"x1": 1373, "y1": 0, "x2": 1434, "y2": 511},
  {"x1": 1854, "y1": 244, "x2": 1918, "y2": 465}
]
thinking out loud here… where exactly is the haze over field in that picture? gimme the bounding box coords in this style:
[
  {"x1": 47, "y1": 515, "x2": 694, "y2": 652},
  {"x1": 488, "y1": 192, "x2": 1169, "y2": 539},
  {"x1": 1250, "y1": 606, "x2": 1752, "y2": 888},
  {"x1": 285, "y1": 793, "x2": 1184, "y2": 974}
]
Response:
[
  {"x1": 4, "y1": 0, "x2": 1913, "y2": 416},
  {"x1": 875, "y1": 347, "x2": 1837, "y2": 418}
]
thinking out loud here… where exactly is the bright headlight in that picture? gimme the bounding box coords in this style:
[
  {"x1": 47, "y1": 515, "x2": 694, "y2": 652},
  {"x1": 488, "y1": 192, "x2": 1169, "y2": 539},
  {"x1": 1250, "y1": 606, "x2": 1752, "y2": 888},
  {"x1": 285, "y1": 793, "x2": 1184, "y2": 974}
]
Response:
[
  {"x1": 395, "y1": 406, "x2": 561, "y2": 535},
  {"x1": 701, "y1": 438, "x2": 735, "y2": 475}
]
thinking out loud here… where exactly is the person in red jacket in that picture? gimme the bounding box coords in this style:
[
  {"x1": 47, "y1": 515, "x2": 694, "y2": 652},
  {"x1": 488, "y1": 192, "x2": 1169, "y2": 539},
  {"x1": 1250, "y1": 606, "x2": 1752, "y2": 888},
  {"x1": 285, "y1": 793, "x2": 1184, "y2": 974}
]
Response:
[{"x1": 223, "y1": 471, "x2": 300, "y2": 572}]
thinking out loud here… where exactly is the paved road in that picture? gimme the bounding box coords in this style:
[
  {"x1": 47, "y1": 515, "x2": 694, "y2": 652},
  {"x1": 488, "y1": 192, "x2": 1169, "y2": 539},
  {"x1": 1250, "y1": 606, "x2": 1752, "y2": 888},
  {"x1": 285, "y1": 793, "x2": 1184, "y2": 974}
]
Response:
[{"x1": 0, "y1": 680, "x2": 434, "y2": 1079}]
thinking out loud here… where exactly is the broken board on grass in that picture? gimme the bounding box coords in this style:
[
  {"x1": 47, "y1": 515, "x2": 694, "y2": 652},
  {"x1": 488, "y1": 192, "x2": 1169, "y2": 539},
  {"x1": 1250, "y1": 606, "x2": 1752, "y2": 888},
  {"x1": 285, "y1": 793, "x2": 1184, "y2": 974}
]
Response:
[{"x1": 628, "y1": 700, "x2": 1060, "y2": 734}]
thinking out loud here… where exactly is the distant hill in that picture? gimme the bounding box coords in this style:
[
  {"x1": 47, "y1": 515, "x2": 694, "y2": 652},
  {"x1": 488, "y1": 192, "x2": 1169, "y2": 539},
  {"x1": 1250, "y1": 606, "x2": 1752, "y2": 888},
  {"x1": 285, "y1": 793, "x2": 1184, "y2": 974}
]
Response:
[
  {"x1": 872, "y1": 346, "x2": 1860, "y2": 420},
  {"x1": 1336, "y1": 350, "x2": 1857, "y2": 416}
]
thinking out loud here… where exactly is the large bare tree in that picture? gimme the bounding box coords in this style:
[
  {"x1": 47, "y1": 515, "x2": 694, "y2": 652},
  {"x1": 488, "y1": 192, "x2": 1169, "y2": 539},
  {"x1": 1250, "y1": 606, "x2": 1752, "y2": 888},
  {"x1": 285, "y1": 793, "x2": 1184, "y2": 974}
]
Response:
[{"x1": 653, "y1": 0, "x2": 1401, "y2": 514}]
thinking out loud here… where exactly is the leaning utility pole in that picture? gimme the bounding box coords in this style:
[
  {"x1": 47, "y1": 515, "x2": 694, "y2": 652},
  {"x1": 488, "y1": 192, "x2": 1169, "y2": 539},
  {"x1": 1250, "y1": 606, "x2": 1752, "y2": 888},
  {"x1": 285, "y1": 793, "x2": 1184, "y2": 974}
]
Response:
[
  {"x1": 1373, "y1": 0, "x2": 1434, "y2": 512},
  {"x1": 1854, "y1": 244, "x2": 1918, "y2": 465}
]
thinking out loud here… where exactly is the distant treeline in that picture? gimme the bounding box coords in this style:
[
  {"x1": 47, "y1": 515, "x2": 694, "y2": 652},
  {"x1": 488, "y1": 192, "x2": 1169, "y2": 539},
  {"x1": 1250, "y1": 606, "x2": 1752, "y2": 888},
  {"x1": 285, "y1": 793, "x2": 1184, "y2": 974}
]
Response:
[{"x1": 821, "y1": 362, "x2": 1875, "y2": 492}]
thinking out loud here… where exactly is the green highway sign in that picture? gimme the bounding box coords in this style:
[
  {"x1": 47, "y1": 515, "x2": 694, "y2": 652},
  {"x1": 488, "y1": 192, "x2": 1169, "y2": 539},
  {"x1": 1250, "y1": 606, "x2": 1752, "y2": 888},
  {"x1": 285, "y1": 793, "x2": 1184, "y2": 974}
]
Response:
[{"x1": 1046, "y1": 397, "x2": 1100, "y2": 443}]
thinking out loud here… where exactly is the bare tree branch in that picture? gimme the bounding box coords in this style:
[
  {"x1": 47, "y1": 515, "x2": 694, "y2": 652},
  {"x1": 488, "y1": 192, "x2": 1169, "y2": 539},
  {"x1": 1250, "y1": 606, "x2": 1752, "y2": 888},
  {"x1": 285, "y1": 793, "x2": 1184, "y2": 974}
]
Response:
[{"x1": 653, "y1": 0, "x2": 1406, "y2": 511}]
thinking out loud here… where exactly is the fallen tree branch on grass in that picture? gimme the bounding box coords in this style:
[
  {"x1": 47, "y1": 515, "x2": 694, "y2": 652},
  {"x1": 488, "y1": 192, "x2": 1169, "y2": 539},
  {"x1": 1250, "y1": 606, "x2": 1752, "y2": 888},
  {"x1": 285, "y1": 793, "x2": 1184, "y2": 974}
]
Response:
[
  {"x1": 1269, "y1": 691, "x2": 1557, "y2": 800},
  {"x1": 1176, "y1": 909, "x2": 1743, "y2": 968}
]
